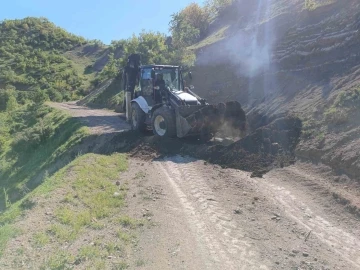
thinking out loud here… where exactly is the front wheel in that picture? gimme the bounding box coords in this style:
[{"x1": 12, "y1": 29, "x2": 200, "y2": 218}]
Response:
[
  {"x1": 131, "y1": 103, "x2": 146, "y2": 132},
  {"x1": 151, "y1": 106, "x2": 176, "y2": 138}
]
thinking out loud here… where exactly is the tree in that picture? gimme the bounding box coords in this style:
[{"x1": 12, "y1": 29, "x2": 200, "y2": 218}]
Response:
[
  {"x1": 169, "y1": 3, "x2": 210, "y2": 47},
  {"x1": 204, "y1": 0, "x2": 233, "y2": 20},
  {"x1": 181, "y1": 3, "x2": 210, "y2": 37},
  {"x1": 169, "y1": 12, "x2": 200, "y2": 47}
]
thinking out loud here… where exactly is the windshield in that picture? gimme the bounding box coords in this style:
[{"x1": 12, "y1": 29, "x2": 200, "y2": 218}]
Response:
[{"x1": 154, "y1": 67, "x2": 182, "y2": 90}]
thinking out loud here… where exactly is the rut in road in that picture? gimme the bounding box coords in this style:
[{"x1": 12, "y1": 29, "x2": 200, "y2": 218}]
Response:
[
  {"x1": 156, "y1": 155, "x2": 270, "y2": 270},
  {"x1": 257, "y1": 168, "x2": 360, "y2": 269}
]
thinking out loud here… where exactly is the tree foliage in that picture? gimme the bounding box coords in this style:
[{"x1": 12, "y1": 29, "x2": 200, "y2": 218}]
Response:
[
  {"x1": 169, "y1": 0, "x2": 233, "y2": 47},
  {"x1": 204, "y1": 0, "x2": 234, "y2": 20},
  {"x1": 96, "y1": 31, "x2": 195, "y2": 84},
  {"x1": 169, "y1": 3, "x2": 209, "y2": 47}
]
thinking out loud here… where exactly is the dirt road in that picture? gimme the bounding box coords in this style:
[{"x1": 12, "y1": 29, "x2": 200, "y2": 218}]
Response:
[
  {"x1": 52, "y1": 103, "x2": 360, "y2": 269},
  {"x1": 48, "y1": 101, "x2": 130, "y2": 134}
]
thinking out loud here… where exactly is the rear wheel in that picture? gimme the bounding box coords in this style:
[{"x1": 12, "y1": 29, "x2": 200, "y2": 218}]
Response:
[
  {"x1": 131, "y1": 103, "x2": 146, "y2": 132},
  {"x1": 151, "y1": 106, "x2": 176, "y2": 138}
]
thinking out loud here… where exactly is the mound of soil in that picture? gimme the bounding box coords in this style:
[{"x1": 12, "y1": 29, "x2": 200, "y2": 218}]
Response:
[{"x1": 108, "y1": 115, "x2": 302, "y2": 177}]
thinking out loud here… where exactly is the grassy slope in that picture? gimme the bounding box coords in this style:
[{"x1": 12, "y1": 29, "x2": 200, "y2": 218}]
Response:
[
  {"x1": 0, "y1": 105, "x2": 89, "y2": 211},
  {"x1": 0, "y1": 103, "x2": 147, "y2": 268},
  {"x1": 81, "y1": 77, "x2": 125, "y2": 112},
  {"x1": 0, "y1": 153, "x2": 146, "y2": 269},
  {"x1": 63, "y1": 44, "x2": 107, "y2": 93},
  {"x1": 0, "y1": 17, "x2": 106, "y2": 101}
]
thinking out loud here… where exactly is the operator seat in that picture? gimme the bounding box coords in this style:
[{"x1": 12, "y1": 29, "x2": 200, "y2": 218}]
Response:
[{"x1": 154, "y1": 74, "x2": 165, "y2": 104}]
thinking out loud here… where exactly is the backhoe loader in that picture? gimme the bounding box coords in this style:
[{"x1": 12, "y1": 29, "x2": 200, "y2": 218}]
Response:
[{"x1": 122, "y1": 53, "x2": 246, "y2": 140}]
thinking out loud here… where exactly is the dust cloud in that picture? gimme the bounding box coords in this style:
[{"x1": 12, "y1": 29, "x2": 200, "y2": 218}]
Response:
[{"x1": 197, "y1": 0, "x2": 276, "y2": 78}]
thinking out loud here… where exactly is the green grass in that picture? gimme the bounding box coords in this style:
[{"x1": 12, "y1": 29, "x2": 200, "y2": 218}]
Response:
[
  {"x1": 105, "y1": 242, "x2": 124, "y2": 255},
  {"x1": 42, "y1": 153, "x2": 128, "y2": 242},
  {"x1": 0, "y1": 18, "x2": 104, "y2": 103},
  {"x1": 40, "y1": 250, "x2": 75, "y2": 270},
  {"x1": 117, "y1": 216, "x2": 145, "y2": 229},
  {"x1": 117, "y1": 230, "x2": 135, "y2": 243},
  {"x1": 48, "y1": 223, "x2": 77, "y2": 243},
  {"x1": 55, "y1": 207, "x2": 92, "y2": 232},
  {"x1": 0, "y1": 106, "x2": 142, "y2": 267},
  {"x1": 33, "y1": 232, "x2": 50, "y2": 247},
  {"x1": 188, "y1": 25, "x2": 229, "y2": 50},
  {"x1": 0, "y1": 105, "x2": 89, "y2": 212},
  {"x1": 0, "y1": 224, "x2": 19, "y2": 256},
  {"x1": 86, "y1": 76, "x2": 125, "y2": 110},
  {"x1": 91, "y1": 260, "x2": 106, "y2": 270},
  {"x1": 78, "y1": 245, "x2": 103, "y2": 262}
]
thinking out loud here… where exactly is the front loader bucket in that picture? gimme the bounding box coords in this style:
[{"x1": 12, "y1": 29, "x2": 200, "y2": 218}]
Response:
[
  {"x1": 175, "y1": 105, "x2": 207, "y2": 138},
  {"x1": 175, "y1": 101, "x2": 246, "y2": 138}
]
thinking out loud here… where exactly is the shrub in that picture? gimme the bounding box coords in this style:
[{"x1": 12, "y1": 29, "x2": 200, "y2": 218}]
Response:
[
  {"x1": 11, "y1": 117, "x2": 55, "y2": 153},
  {"x1": 324, "y1": 107, "x2": 348, "y2": 125},
  {"x1": 33, "y1": 89, "x2": 49, "y2": 104},
  {"x1": 334, "y1": 87, "x2": 360, "y2": 108},
  {"x1": 304, "y1": 0, "x2": 317, "y2": 11},
  {"x1": 47, "y1": 88, "x2": 63, "y2": 102}
]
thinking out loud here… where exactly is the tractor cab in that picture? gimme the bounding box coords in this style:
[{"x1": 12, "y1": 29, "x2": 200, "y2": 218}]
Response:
[{"x1": 137, "y1": 65, "x2": 185, "y2": 107}]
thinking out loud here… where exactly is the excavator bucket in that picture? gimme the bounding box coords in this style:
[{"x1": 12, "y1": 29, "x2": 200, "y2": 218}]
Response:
[{"x1": 175, "y1": 101, "x2": 246, "y2": 138}]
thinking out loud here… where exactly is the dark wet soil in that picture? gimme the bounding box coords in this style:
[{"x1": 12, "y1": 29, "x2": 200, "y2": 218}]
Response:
[{"x1": 107, "y1": 115, "x2": 302, "y2": 177}]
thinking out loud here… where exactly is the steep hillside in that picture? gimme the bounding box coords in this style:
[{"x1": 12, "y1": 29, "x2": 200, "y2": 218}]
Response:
[
  {"x1": 0, "y1": 17, "x2": 106, "y2": 102},
  {"x1": 189, "y1": 0, "x2": 360, "y2": 180}
]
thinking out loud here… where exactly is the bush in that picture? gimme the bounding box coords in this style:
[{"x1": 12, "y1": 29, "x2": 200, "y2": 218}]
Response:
[
  {"x1": 304, "y1": 0, "x2": 317, "y2": 11},
  {"x1": 334, "y1": 87, "x2": 360, "y2": 108},
  {"x1": 33, "y1": 89, "x2": 49, "y2": 104},
  {"x1": 47, "y1": 88, "x2": 63, "y2": 102},
  {"x1": 11, "y1": 117, "x2": 55, "y2": 153},
  {"x1": 205, "y1": 0, "x2": 234, "y2": 19},
  {"x1": 110, "y1": 92, "x2": 124, "y2": 111},
  {"x1": 324, "y1": 107, "x2": 348, "y2": 125}
]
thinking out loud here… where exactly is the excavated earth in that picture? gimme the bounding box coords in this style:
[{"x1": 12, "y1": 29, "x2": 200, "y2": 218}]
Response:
[{"x1": 108, "y1": 115, "x2": 302, "y2": 177}]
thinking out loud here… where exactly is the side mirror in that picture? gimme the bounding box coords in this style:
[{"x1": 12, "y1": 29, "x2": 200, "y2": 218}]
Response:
[{"x1": 151, "y1": 70, "x2": 155, "y2": 79}]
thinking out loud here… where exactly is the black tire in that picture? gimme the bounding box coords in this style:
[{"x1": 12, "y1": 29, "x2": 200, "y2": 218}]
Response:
[
  {"x1": 200, "y1": 128, "x2": 214, "y2": 143},
  {"x1": 151, "y1": 106, "x2": 176, "y2": 138},
  {"x1": 131, "y1": 103, "x2": 146, "y2": 132}
]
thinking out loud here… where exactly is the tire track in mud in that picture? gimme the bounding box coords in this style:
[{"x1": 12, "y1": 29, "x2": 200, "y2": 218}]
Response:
[
  {"x1": 156, "y1": 156, "x2": 269, "y2": 270},
  {"x1": 246, "y1": 169, "x2": 360, "y2": 269}
]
